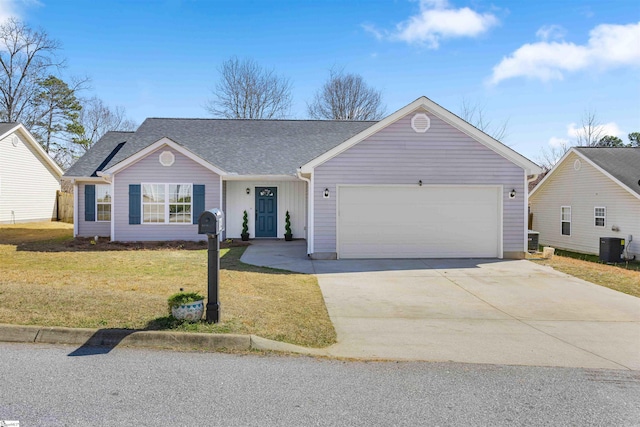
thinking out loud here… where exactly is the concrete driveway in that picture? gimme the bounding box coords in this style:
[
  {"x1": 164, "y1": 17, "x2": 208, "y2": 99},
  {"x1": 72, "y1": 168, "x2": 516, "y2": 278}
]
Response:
[{"x1": 241, "y1": 241, "x2": 640, "y2": 370}]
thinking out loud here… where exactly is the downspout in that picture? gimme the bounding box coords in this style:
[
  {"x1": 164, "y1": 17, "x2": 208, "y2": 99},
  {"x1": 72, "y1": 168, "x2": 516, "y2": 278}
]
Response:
[
  {"x1": 525, "y1": 172, "x2": 540, "y2": 252},
  {"x1": 72, "y1": 180, "x2": 78, "y2": 237},
  {"x1": 296, "y1": 169, "x2": 312, "y2": 256}
]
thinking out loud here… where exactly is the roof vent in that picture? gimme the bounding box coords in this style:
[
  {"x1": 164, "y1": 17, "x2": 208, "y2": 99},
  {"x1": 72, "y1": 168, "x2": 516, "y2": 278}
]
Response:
[
  {"x1": 411, "y1": 113, "x2": 430, "y2": 133},
  {"x1": 11, "y1": 135, "x2": 20, "y2": 147},
  {"x1": 573, "y1": 159, "x2": 581, "y2": 171},
  {"x1": 159, "y1": 150, "x2": 175, "y2": 167}
]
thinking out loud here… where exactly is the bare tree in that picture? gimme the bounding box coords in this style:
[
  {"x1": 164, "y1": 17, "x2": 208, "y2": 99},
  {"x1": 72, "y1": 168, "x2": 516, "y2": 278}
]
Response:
[
  {"x1": 73, "y1": 96, "x2": 137, "y2": 153},
  {"x1": 0, "y1": 18, "x2": 63, "y2": 125},
  {"x1": 307, "y1": 68, "x2": 385, "y2": 120},
  {"x1": 459, "y1": 97, "x2": 509, "y2": 141},
  {"x1": 537, "y1": 140, "x2": 571, "y2": 171},
  {"x1": 574, "y1": 109, "x2": 605, "y2": 146},
  {"x1": 205, "y1": 57, "x2": 292, "y2": 119}
]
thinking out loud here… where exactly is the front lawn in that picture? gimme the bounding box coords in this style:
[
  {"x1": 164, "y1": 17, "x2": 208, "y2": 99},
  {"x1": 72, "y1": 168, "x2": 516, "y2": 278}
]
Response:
[
  {"x1": 0, "y1": 222, "x2": 336, "y2": 347},
  {"x1": 534, "y1": 254, "x2": 640, "y2": 298}
]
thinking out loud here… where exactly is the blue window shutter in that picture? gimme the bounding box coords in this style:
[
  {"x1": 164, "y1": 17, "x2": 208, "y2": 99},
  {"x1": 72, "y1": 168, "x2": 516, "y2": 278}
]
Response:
[
  {"x1": 193, "y1": 184, "x2": 205, "y2": 224},
  {"x1": 84, "y1": 185, "x2": 95, "y2": 222},
  {"x1": 129, "y1": 184, "x2": 141, "y2": 225}
]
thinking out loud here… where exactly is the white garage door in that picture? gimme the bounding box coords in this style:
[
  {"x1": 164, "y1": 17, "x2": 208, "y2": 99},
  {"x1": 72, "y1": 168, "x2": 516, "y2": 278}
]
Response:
[{"x1": 337, "y1": 186, "x2": 501, "y2": 259}]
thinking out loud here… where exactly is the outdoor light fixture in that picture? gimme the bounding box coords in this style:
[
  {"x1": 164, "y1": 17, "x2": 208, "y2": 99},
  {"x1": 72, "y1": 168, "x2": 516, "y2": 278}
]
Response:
[
  {"x1": 323, "y1": 188, "x2": 330, "y2": 198},
  {"x1": 509, "y1": 189, "x2": 517, "y2": 199},
  {"x1": 246, "y1": 188, "x2": 250, "y2": 195},
  {"x1": 418, "y1": 180, "x2": 423, "y2": 186}
]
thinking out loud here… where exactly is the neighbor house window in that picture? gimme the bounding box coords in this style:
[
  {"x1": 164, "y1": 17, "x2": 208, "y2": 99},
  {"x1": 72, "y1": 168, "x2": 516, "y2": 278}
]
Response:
[
  {"x1": 561, "y1": 206, "x2": 571, "y2": 236},
  {"x1": 96, "y1": 185, "x2": 112, "y2": 221},
  {"x1": 142, "y1": 183, "x2": 192, "y2": 224},
  {"x1": 594, "y1": 207, "x2": 606, "y2": 227}
]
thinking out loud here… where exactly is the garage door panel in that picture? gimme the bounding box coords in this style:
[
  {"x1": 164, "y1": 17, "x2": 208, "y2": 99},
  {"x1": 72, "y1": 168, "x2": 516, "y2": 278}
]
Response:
[{"x1": 338, "y1": 186, "x2": 500, "y2": 259}]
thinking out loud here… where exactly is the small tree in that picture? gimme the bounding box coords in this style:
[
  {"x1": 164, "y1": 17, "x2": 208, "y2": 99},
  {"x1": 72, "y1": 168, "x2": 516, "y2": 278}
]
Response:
[
  {"x1": 206, "y1": 57, "x2": 292, "y2": 119},
  {"x1": 307, "y1": 68, "x2": 385, "y2": 120},
  {"x1": 284, "y1": 210, "x2": 292, "y2": 240},
  {"x1": 241, "y1": 210, "x2": 249, "y2": 241}
]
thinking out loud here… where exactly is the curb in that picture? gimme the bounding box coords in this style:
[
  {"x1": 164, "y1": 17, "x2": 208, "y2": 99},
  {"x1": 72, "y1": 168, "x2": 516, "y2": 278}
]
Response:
[{"x1": 0, "y1": 323, "x2": 323, "y2": 355}]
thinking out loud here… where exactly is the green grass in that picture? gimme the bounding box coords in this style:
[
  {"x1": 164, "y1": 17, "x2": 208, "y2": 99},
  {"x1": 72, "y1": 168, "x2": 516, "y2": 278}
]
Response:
[{"x1": 0, "y1": 222, "x2": 336, "y2": 347}]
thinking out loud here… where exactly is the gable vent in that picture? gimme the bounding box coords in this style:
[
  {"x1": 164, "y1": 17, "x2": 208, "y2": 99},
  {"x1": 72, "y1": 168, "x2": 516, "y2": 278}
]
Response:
[
  {"x1": 159, "y1": 150, "x2": 175, "y2": 167},
  {"x1": 411, "y1": 113, "x2": 431, "y2": 133}
]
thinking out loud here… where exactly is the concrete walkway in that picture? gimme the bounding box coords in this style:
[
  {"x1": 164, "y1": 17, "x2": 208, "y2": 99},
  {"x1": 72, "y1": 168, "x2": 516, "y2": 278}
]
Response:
[{"x1": 241, "y1": 240, "x2": 640, "y2": 370}]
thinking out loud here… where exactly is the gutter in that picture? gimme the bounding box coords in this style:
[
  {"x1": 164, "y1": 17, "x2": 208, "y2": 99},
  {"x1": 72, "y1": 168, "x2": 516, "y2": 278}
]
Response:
[{"x1": 296, "y1": 169, "x2": 313, "y2": 256}]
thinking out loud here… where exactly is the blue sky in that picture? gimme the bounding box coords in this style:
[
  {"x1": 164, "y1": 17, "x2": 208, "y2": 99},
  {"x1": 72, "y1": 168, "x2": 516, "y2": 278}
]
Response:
[{"x1": 3, "y1": 0, "x2": 640, "y2": 161}]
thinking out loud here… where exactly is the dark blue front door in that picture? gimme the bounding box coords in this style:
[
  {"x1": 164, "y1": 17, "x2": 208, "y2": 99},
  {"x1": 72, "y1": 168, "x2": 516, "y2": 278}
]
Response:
[{"x1": 255, "y1": 187, "x2": 277, "y2": 237}]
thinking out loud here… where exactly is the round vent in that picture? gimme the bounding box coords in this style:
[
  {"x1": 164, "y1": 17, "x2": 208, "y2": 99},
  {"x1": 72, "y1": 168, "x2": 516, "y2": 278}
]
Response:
[
  {"x1": 11, "y1": 135, "x2": 20, "y2": 147},
  {"x1": 411, "y1": 113, "x2": 431, "y2": 133},
  {"x1": 159, "y1": 150, "x2": 175, "y2": 167},
  {"x1": 573, "y1": 159, "x2": 581, "y2": 171}
]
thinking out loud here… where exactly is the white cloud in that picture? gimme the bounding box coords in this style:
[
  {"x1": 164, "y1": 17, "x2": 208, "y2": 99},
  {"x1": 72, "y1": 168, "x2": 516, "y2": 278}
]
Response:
[
  {"x1": 489, "y1": 21, "x2": 640, "y2": 84},
  {"x1": 366, "y1": 0, "x2": 499, "y2": 49},
  {"x1": 567, "y1": 121, "x2": 622, "y2": 138},
  {"x1": 0, "y1": 0, "x2": 20, "y2": 23},
  {"x1": 535, "y1": 25, "x2": 566, "y2": 41},
  {"x1": 548, "y1": 136, "x2": 569, "y2": 147}
]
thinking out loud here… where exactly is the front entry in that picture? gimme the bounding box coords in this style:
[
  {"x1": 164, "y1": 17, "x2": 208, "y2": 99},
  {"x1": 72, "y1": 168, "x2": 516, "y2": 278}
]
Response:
[{"x1": 255, "y1": 187, "x2": 277, "y2": 237}]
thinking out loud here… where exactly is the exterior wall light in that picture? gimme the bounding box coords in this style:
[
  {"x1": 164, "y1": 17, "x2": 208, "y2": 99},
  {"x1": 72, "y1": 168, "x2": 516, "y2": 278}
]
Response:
[
  {"x1": 418, "y1": 180, "x2": 423, "y2": 186},
  {"x1": 509, "y1": 189, "x2": 517, "y2": 199},
  {"x1": 323, "y1": 188, "x2": 330, "y2": 199},
  {"x1": 246, "y1": 188, "x2": 250, "y2": 195}
]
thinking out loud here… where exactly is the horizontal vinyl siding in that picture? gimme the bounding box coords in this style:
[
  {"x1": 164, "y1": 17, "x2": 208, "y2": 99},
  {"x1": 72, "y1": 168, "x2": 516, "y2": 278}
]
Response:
[
  {"x1": 530, "y1": 152, "x2": 640, "y2": 257},
  {"x1": 313, "y1": 109, "x2": 525, "y2": 255},
  {"x1": 0, "y1": 131, "x2": 60, "y2": 223},
  {"x1": 77, "y1": 183, "x2": 111, "y2": 237},
  {"x1": 225, "y1": 180, "x2": 306, "y2": 239},
  {"x1": 113, "y1": 146, "x2": 221, "y2": 241}
]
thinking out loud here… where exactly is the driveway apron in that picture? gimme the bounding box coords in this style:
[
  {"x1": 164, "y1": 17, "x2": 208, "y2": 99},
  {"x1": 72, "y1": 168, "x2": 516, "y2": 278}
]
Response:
[{"x1": 241, "y1": 241, "x2": 640, "y2": 370}]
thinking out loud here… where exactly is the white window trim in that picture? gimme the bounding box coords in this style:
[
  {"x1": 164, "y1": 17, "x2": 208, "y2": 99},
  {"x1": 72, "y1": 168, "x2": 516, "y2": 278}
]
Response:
[
  {"x1": 561, "y1": 206, "x2": 571, "y2": 236},
  {"x1": 141, "y1": 183, "x2": 193, "y2": 225},
  {"x1": 594, "y1": 206, "x2": 606, "y2": 227},
  {"x1": 95, "y1": 184, "x2": 112, "y2": 222}
]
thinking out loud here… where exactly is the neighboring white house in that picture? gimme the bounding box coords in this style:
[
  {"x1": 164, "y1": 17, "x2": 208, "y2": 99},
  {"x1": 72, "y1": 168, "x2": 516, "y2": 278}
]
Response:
[
  {"x1": 64, "y1": 96, "x2": 542, "y2": 259},
  {"x1": 529, "y1": 147, "x2": 640, "y2": 259},
  {"x1": 0, "y1": 123, "x2": 63, "y2": 224}
]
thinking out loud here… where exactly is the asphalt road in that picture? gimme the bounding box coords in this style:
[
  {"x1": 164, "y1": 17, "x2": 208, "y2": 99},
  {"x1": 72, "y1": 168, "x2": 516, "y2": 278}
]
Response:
[{"x1": 1, "y1": 343, "x2": 639, "y2": 426}]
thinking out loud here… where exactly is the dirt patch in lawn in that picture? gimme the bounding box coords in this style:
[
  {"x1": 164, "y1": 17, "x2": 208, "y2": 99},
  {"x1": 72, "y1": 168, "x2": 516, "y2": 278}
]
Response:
[{"x1": 0, "y1": 222, "x2": 336, "y2": 347}]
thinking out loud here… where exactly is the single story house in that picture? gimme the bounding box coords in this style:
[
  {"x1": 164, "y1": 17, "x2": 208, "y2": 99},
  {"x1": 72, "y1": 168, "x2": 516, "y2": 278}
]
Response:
[
  {"x1": 529, "y1": 147, "x2": 640, "y2": 259},
  {"x1": 63, "y1": 96, "x2": 541, "y2": 259},
  {"x1": 0, "y1": 123, "x2": 63, "y2": 224}
]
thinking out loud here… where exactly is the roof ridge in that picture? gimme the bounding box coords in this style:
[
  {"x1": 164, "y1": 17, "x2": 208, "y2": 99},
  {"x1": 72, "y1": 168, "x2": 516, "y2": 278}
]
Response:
[{"x1": 142, "y1": 117, "x2": 378, "y2": 123}]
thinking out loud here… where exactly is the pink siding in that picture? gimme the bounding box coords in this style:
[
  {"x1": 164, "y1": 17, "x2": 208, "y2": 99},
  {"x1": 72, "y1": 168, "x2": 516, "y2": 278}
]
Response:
[
  {"x1": 113, "y1": 146, "x2": 221, "y2": 241},
  {"x1": 313, "y1": 109, "x2": 526, "y2": 256}
]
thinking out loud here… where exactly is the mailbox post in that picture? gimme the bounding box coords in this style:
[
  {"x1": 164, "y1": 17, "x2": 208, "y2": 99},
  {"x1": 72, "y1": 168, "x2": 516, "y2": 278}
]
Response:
[{"x1": 198, "y1": 209, "x2": 225, "y2": 323}]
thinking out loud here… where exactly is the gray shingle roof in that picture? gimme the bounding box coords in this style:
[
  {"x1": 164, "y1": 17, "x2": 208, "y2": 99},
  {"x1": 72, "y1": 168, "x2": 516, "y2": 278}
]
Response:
[
  {"x1": 575, "y1": 147, "x2": 640, "y2": 196},
  {"x1": 0, "y1": 122, "x2": 18, "y2": 136},
  {"x1": 65, "y1": 118, "x2": 376, "y2": 177},
  {"x1": 65, "y1": 131, "x2": 133, "y2": 176}
]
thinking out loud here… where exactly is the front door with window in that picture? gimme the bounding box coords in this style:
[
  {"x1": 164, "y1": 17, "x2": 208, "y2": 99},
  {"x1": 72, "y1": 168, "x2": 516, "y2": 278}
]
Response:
[{"x1": 255, "y1": 187, "x2": 277, "y2": 237}]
